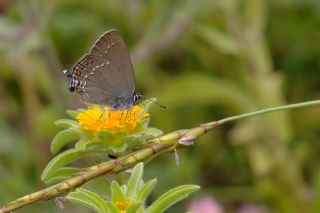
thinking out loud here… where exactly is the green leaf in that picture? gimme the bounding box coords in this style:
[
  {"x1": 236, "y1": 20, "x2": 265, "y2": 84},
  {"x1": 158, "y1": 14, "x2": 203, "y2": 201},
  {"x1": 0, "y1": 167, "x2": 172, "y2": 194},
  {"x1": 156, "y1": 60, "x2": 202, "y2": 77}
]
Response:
[
  {"x1": 125, "y1": 135, "x2": 145, "y2": 150},
  {"x1": 66, "y1": 110, "x2": 80, "y2": 118},
  {"x1": 85, "y1": 141, "x2": 111, "y2": 151},
  {"x1": 126, "y1": 203, "x2": 143, "y2": 213},
  {"x1": 97, "y1": 130, "x2": 115, "y2": 142},
  {"x1": 126, "y1": 163, "x2": 144, "y2": 199},
  {"x1": 75, "y1": 140, "x2": 95, "y2": 150},
  {"x1": 105, "y1": 201, "x2": 121, "y2": 213},
  {"x1": 85, "y1": 176, "x2": 111, "y2": 199},
  {"x1": 55, "y1": 119, "x2": 79, "y2": 128},
  {"x1": 146, "y1": 185, "x2": 200, "y2": 213},
  {"x1": 97, "y1": 131, "x2": 129, "y2": 153},
  {"x1": 120, "y1": 185, "x2": 127, "y2": 194},
  {"x1": 109, "y1": 132, "x2": 129, "y2": 146},
  {"x1": 68, "y1": 193, "x2": 103, "y2": 213},
  {"x1": 143, "y1": 128, "x2": 163, "y2": 138},
  {"x1": 67, "y1": 188, "x2": 110, "y2": 213},
  {"x1": 139, "y1": 98, "x2": 156, "y2": 113},
  {"x1": 132, "y1": 118, "x2": 150, "y2": 134},
  {"x1": 41, "y1": 148, "x2": 105, "y2": 183},
  {"x1": 136, "y1": 179, "x2": 157, "y2": 202},
  {"x1": 51, "y1": 129, "x2": 80, "y2": 153},
  {"x1": 44, "y1": 167, "x2": 79, "y2": 184},
  {"x1": 126, "y1": 127, "x2": 162, "y2": 150},
  {"x1": 111, "y1": 181, "x2": 126, "y2": 203}
]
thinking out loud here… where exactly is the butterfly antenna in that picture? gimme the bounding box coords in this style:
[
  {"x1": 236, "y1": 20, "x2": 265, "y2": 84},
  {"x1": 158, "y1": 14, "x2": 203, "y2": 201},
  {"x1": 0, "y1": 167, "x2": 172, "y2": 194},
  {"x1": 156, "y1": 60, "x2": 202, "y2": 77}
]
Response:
[
  {"x1": 63, "y1": 69, "x2": 72, "y2": 77},
  {"x1": 148, "y1": 98, "x2": 168, "y2": 109}
]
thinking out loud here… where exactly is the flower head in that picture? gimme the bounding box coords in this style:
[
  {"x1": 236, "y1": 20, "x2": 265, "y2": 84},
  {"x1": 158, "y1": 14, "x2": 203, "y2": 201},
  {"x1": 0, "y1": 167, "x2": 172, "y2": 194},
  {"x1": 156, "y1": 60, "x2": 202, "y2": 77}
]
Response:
[
  {"x1": 114, "y1": 200, "x2": 132, "y2": 213},
  {"x1": 53, "y1": 99, "x2": 162, "y2": 154},
  {"x1": 76, "y1": 105, "x2": 149, "y2": 135}
]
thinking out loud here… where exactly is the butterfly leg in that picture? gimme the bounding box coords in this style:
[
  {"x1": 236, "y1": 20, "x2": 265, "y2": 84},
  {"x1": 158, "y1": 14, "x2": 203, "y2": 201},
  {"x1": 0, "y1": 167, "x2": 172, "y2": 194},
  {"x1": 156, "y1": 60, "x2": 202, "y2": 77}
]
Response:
[
  {"x1": 96, "y1": 106, "x2": 107, "y2": 123},
  {"x1": 119, "y1": 111, "x2": 125, "y2": 125},
  {"x1": 123, "y1": 110, "x2": 129, "y2": 121}
]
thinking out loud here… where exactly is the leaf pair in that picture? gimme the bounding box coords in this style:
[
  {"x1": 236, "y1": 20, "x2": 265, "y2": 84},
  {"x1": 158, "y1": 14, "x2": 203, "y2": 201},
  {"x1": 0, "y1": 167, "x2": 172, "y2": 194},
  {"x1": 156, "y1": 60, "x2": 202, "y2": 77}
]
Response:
[{"x1": 67, "y1": 163, "x2": 200, "y2": 213}]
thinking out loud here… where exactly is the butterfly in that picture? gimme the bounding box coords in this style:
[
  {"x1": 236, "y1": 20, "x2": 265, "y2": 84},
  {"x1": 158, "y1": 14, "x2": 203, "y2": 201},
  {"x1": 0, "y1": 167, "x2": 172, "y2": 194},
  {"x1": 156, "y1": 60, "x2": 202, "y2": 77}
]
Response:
[{"x1": 63, "y1": 30, "x2": 142, "y2": 110}]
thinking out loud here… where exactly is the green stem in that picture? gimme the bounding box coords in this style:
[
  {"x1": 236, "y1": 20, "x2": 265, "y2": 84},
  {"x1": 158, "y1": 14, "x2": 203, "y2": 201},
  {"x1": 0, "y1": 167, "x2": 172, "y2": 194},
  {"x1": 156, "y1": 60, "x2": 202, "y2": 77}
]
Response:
[
  {"x1": 216, "y1": 99, "x2": 320, "y2": 125},
  {"x1": 1, "y1": 99, "x2": 319, "y2": 213},
  {"x1": 0, "y1": 143, "x2": 173, "y2": 213}
]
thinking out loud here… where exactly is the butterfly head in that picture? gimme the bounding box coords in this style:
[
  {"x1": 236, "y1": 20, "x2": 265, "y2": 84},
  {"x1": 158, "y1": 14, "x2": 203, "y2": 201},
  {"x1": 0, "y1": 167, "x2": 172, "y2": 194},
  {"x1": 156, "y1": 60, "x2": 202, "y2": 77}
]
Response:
[
  {"x1": 133, "y1": 93, "x2": 143, "y2": 105},
  {"x1": 63, "y1": 69, "x2": 80, "y2": 92}
]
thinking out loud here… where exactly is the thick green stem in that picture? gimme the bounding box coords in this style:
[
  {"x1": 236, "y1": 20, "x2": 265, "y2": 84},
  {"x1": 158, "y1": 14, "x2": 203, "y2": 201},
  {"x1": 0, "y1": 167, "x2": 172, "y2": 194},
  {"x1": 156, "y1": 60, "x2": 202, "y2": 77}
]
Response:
[
  {"x1": 1, "y1": 100, "x2": 319, "y2": 213},
  {"x1": 0, "y1": 143, "x2": 173, "y2": 213}
]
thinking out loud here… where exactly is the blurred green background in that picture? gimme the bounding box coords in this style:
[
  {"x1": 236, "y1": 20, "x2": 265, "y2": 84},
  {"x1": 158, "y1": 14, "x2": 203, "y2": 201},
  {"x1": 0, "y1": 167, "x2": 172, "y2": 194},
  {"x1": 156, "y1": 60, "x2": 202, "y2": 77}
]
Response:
[{"x1": 0, "y1": 0, "x2": 319, "y2": 212}]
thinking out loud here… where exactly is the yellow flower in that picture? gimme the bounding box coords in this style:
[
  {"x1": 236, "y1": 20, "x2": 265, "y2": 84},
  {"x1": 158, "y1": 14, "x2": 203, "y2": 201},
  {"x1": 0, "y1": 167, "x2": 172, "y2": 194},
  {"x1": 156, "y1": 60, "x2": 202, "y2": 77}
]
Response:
[
  {"x1": 114, "y1": 200, "x2": 132, "y2": 213},
  {"x1": 76, "y1": 105, "x2": 149, "y2": 134}
]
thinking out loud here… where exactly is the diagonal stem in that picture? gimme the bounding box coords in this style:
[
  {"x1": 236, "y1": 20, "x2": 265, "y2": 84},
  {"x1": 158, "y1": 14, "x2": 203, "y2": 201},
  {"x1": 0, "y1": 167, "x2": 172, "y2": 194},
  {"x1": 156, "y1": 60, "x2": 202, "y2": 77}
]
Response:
[
  {"x1": 1, "y1": 99, "x2": 319, "y2": 213},
  {"x1": 216, "y1": 99, "x2": 320, "y2": 125}
]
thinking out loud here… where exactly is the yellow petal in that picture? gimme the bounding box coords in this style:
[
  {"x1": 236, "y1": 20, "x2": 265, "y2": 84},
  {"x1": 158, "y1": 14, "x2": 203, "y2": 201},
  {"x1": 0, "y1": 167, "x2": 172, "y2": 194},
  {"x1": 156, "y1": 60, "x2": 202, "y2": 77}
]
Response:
[{"x1": 76, "y1": 106, "x2": 149, "y2": 135}]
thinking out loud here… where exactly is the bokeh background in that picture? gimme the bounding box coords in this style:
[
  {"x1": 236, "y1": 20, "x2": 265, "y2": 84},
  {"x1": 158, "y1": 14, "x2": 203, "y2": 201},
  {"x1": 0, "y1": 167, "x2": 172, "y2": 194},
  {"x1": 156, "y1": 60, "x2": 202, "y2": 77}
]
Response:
[{"x1": 0, "y1": 0, "x2": 319, "y2": 212}]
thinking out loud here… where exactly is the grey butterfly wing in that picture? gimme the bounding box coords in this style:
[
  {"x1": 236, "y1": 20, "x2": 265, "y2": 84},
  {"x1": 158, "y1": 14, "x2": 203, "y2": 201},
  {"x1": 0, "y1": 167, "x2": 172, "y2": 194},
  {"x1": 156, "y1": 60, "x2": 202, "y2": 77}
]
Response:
[
  {"x1": 70, "y1": 54, "x2": 116, "y2": 105},
  {"x1": 70, "y1": 30, "x2": 135, "y2": 106}
]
